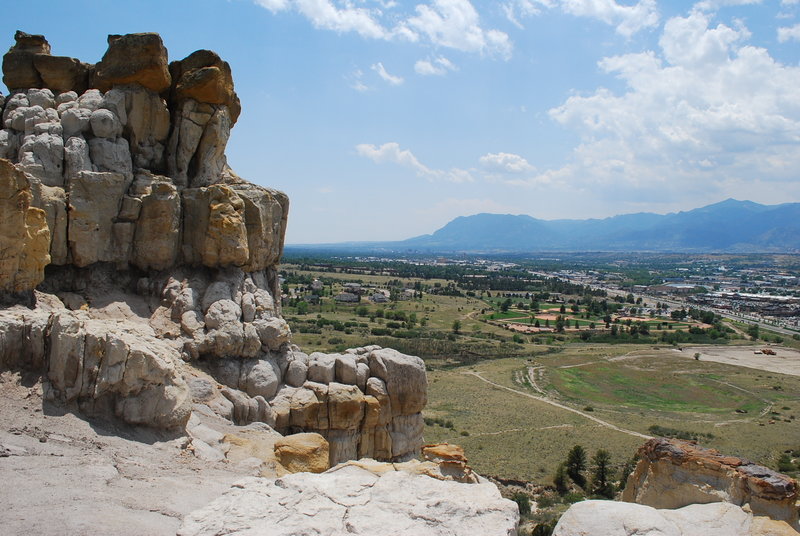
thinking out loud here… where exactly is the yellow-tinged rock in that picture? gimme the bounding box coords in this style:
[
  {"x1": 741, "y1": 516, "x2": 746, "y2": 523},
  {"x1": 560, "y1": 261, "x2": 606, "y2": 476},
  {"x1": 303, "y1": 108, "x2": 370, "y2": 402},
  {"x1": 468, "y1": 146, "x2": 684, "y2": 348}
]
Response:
[
  {"x1": 200, "y1": 185, "x2": 249, "y2": 267},
  {"x1": 423, "y1": 443, "x2": 468, "y2": 464},
  {"x1": 274, "y1": 432, "x2": 330, "y2": 474},
  {"x1": 0, "y1": 159, "x2": 51, "y2": 293}
]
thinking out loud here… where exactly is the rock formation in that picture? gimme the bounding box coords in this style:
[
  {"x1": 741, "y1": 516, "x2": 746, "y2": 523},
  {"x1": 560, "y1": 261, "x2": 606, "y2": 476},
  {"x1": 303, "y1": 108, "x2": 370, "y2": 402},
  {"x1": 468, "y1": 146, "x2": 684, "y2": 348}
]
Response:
[
  {"x1": 553, "y1": 500, "x2": 799, "y2": 536},
  {"x1": 0, "y1": 31, "x2": 426, "y2": 464},
  {"x1": 622, "y1": 438, "x2": 799, "y2": 529},
  {"x1": 178, "y1": 460, "x2": 520, "y2": 536}
]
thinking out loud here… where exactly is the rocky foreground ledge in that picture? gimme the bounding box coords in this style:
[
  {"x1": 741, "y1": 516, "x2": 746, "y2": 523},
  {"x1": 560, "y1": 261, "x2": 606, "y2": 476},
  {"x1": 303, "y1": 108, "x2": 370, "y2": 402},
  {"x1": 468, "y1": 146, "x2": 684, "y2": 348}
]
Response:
[{"x1": 553, "y1": 438, "x2": 800, "y2": 535}]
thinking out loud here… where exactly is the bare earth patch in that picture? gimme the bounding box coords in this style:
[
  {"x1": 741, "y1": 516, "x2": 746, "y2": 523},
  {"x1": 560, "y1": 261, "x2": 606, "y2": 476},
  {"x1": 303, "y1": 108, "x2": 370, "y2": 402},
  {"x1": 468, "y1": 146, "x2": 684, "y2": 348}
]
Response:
[{"x1": 679, "y1": 345, "x2": 800, "y2": 377}]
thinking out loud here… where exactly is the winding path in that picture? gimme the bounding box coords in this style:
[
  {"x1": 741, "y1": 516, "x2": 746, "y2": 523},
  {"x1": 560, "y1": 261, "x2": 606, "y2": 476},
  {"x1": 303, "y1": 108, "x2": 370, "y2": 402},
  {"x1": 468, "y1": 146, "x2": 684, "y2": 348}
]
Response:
[{"x1": 462, "y1": 371, "x2": 652, "y2": 440}]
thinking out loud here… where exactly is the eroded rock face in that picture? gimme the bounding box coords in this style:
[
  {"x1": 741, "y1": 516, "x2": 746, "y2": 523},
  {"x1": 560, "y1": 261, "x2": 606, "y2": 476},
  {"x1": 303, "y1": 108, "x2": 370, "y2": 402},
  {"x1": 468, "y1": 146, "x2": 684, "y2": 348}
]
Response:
[
  {"x1": 0, "y1": 159, "x2": 49, "y2": 295},
  {"x1": 0, "y1": 31, "x2": 428, "y2": 468},
  {"x1": 178, "y1": 461, "x2": 520, "y2": 536},
  {"x1": 623, "y1": 438, "x2": 800, "y2": 529},
  {"x1": 0, "y1": 305, "x2": 191, "y2": 429}
]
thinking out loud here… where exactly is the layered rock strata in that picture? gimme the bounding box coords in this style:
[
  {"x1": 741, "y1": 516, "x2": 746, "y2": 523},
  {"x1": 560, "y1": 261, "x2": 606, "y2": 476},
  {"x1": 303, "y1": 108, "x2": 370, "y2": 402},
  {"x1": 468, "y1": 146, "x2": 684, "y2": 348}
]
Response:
[
  {"x1": 623, "y1": 438, "x2": 799, "y2": 529},
  {"x1": 0, "y1": 31, "x2": 427, "y2": 464}
]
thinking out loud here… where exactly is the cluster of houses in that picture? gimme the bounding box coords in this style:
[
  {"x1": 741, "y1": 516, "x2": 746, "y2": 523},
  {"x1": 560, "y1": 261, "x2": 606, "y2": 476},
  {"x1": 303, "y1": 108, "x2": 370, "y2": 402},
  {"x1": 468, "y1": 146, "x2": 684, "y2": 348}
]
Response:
[{"x1": 284, "y1": 279, "x2": 420, "y2": 307}]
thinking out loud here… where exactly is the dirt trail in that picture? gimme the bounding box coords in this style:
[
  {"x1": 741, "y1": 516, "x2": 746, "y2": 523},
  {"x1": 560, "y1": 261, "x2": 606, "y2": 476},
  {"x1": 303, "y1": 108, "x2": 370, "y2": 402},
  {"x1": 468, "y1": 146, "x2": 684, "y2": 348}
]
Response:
[{"x1": 463, "y1": 371, "x2": 651, "y2": 440}]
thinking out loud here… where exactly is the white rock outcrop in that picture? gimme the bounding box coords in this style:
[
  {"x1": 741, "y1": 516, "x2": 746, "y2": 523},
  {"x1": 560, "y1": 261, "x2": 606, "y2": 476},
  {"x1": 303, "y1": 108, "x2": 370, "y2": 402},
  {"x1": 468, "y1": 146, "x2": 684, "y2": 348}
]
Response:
[
  {"x1": 553, "y1": 500, "x2": 799, "y2": 536},
  {"x1": 178, "y1": 461, "x2": 520, "y2": 536}
]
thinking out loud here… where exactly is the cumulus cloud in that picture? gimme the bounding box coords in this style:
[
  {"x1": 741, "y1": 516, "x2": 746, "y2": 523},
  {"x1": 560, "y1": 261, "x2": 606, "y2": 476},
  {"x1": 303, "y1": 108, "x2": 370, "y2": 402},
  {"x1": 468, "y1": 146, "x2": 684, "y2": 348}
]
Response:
[
  {"x1": 356, "y1": 142, "x2": 475, "y2": 182},
  {"x1": 536, "y1": 9, "x2": 800, "y2": 203},
  {"x1": 503, "y1": 0, "x2": 658, "y2": 37},
  {"x1": 404, "y1": 0, "x2": 512, "y2": 58},
  {"x1": 414, "y1": 56, "x2": 457, "y2": 75},
  {"x1": 479, "y1": 152, "x2": 536, "y2": 173},
  {"x1": 253, "y1": 0, "x2": 512, "y2": 57},
  {"x1": 778, "y1": 23, "x2": 800, "y2": 42},
  {"x1": 371, "y1": 62, "x2": 404, "y2": 85}
]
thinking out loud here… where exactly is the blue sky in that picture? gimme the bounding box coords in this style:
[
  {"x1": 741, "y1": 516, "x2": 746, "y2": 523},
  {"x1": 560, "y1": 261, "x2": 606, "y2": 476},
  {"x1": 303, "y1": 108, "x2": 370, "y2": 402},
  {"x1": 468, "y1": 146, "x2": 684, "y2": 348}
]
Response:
[{"x1": 3, "y1": 0, "x2": 800, "y2": 243}]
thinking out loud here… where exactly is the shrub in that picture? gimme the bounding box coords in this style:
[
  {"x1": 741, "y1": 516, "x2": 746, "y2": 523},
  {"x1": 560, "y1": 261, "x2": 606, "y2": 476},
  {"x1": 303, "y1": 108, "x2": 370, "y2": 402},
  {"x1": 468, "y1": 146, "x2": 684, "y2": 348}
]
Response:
[{"x1": 512, "y1": 492, "x2": 531, "y2": 516}]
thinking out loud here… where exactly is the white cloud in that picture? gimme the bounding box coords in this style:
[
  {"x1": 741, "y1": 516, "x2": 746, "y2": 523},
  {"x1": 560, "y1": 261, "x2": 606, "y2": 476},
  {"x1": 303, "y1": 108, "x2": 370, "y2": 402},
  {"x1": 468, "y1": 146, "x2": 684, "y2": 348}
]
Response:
[
  {"x1": 405, "y1": 0, "x2": 512, "y2": 58},
  {"x1": 561, "y1": 0, "x2": 659, "y2": 37},
  {"x1": 694, "y1": 0, "x2": 762, "y2": 11},
  {"x1": 347, "y1": 69, "x2": 370, "y2": 91},
  {"x1": 414, "y1": 55, "x2": 457, "y2": 75},
  {"x1": 503, "y1": 0, "x2": 552, "y2": 28},
  {"x1": 253, "y1": 0, "x2": 512, "y2": 57},
  {"x1": 778, "y1": 23, "x2": 800, "y2": 42},
  {"x1": 536, "y1": 9, "x2": 800, "y2": 204},
  {"x1": 479, "y1": 152, "x2": 535, "y2": 173},
  {"x1": 503, "y1": 0, "x2": 658, "y2": 37},
  {"x1": 255, "y1": 0, "x2": 291, "y2": 12},
  {"x1": 371, "y1": 62, "x2": 404, "y2": 85},
  {"x1": 356, "y1": 142, "x2": 475, "y2": 182}
]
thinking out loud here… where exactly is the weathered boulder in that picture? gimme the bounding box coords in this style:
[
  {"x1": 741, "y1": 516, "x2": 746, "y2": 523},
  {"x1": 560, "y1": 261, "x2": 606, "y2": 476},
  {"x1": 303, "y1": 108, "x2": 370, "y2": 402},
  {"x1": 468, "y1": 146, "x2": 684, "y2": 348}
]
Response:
[
  {"x1": 553, "y1": 500, "x2": 799, "y2": 536},
  {"x1": 92, "y1": 33, "x2": 171, "y2": 93},
  {"x1": 273, "y1": 432, "x2": 330, "y2": 474},
  {"x1": 623, "y1": 438, "x2": 799, "y2": 529},
  {"x1": 170, "y1": 49, "x2": 241, "y2": 124},
  {"x1": 178, "y1": 461, "x2": 520, "y2": 536},
  {"x1": 32, "y1": 54, "x2": 90, "y2": 94},
  {"x1": 2, "y1": 31, "x2": 50, "y2": 90}
]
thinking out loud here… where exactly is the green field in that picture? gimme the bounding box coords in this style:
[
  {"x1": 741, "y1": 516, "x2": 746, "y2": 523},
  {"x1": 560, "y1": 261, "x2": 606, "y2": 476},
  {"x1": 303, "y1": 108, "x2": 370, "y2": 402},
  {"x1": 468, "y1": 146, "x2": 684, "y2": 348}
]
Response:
[
  {"x1": 423, "y1": 348, "x2": 800, "y2": 483},
  {"x1": 280, "y1": 263, "x2": 800, "y2": 486}
]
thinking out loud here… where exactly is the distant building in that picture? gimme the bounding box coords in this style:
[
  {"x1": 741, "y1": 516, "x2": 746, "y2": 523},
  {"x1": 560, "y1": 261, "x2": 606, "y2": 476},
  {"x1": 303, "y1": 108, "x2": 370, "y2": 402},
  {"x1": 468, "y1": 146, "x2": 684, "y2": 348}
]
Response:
[
  {"x1": 343, "y1": 282, "x2": 363, "y2": 294},
  {"x1": 334, "y1": 292, "x2": 359, "y2": 303},
  {"x1": 371, "y1": 292, "x2": 388, "y2": 303}
]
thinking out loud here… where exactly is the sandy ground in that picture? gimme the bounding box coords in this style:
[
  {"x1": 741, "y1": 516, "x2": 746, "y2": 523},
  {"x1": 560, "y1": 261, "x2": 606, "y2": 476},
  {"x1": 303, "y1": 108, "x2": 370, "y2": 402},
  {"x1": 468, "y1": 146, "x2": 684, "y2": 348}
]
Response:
[
  {"x1": 0, "y1": 374, "x2": 277, "y2": 536},
  {"x1": 678, "y1": 345, "x2": 800, "y2": 377}
]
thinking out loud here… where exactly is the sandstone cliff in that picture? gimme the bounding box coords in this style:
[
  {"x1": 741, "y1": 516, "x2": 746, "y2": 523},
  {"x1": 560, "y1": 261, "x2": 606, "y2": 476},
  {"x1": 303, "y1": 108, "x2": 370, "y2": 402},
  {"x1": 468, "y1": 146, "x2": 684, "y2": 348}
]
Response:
[
  {"x1": 623, "y1": 438, "x2": 799, "y2": 529},
  {"x1": 0, "y1": 31, "x2": 426, "y2": 465}
]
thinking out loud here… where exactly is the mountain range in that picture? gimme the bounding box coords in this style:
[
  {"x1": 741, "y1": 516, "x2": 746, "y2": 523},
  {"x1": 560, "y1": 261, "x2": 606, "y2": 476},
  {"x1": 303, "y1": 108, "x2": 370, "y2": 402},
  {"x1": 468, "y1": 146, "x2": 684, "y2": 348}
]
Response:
[{"x1": 291, "y1": 199, "x2": 800, "y2": 253}]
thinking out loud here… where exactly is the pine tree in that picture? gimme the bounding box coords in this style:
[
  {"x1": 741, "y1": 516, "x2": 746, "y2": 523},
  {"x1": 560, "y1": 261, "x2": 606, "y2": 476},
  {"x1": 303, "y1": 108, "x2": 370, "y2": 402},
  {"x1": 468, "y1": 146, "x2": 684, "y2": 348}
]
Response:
[
  {"x1": 566, "y1": 445, "x2": 587, "y2": 489},
  {"x1": 553, "y1": 462, "x2": 569, "y2": 495},
  {"x1": 590, "y1": 449, "x2": 614, "y2": 498}
]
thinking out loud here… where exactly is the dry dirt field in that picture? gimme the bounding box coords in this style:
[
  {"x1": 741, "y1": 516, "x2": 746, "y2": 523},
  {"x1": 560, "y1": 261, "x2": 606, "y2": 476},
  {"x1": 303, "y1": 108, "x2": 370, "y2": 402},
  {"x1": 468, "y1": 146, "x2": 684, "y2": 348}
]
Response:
[{"x1": 680, "y1": 345, "x2": 800, "y2": 377}]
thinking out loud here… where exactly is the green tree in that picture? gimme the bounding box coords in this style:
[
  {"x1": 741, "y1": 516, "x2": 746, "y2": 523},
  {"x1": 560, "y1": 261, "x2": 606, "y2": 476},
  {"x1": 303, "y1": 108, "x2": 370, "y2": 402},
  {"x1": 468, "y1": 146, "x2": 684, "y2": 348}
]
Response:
[
  {"x1": 296, "y1": 301, "x2": 309, "y2": 315},
  {"x1": 590, "y1": 449, "x2": 614, "y2": 498},
  {"x1": 566, "y1": 445, "x2": 587, "y2": 489},
  {"x1": 747, "y1": 324, "x2": 760, "y2": 340},
  {"x1": 452, "y1": 319, "x2": 461, "y2": 334},
  {"x1": 553, "y1": 463, "x2": 569, "y2": 495}
]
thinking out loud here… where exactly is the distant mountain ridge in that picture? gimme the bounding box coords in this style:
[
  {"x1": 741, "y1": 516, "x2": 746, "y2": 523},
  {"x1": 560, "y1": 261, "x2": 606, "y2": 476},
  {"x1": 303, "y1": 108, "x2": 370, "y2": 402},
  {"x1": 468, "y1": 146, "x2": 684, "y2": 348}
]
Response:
[
  {"x1": 289, "y1": 199, "x2": 800, "y2": 253},
  {"x1": 398, "y1": 199, "x2": 800, "y2": 253}
]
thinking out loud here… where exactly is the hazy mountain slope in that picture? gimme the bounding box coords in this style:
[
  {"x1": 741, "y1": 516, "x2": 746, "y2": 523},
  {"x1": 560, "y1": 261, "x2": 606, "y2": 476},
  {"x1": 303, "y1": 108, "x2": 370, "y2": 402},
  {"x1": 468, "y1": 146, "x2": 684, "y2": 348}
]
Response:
[{"x1": 400, "y1": 199, "x2": 800, "y2": 252}]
